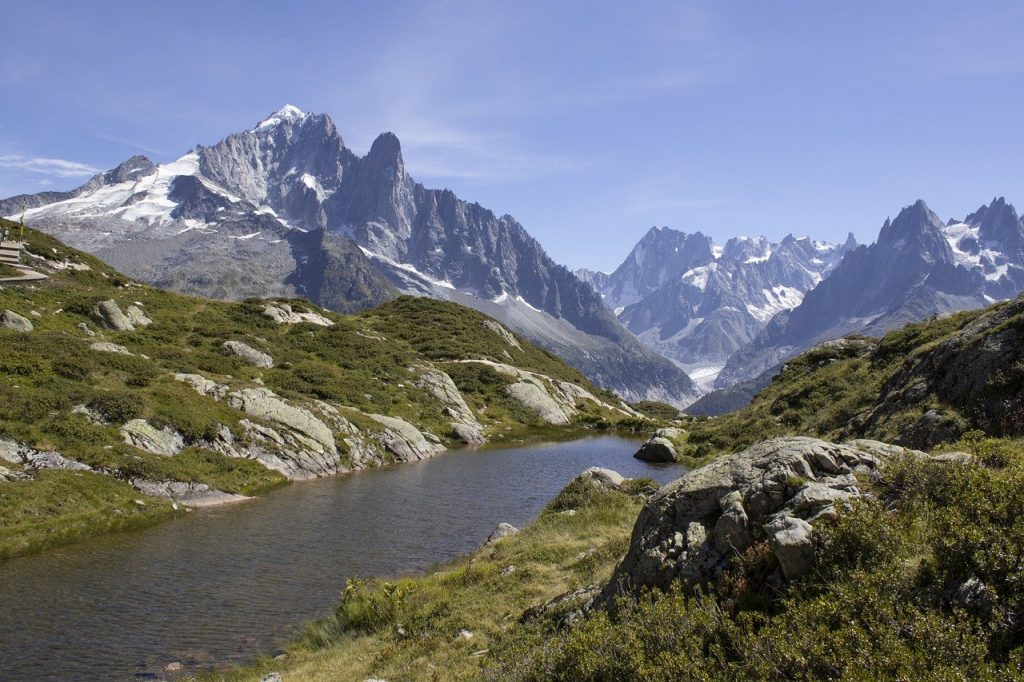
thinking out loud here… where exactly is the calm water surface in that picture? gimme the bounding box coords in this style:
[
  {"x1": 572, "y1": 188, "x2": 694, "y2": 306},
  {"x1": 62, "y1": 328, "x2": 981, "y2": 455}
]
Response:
[{"x1": 0, "y1": 435, "x2": 687, "y2": 681}]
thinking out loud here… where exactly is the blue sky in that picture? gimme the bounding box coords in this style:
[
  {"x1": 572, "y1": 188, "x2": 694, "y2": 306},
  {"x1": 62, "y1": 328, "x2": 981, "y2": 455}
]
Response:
[{"x1": 1, "y1": 1, "x2": 1022, "y2": 271}]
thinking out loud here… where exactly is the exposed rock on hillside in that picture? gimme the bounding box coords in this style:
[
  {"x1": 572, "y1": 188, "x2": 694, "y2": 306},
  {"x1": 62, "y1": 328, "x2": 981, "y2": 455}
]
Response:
[
  {"x1": 367, "y1": 414, "x2": 446, "y2": 461},
  {"x1": 262, "y1": 302, "x2": 334, "y2": 327},
  {"x1": 460, "y1": 359, "x2": 628, "y2": 426},
  {"x1": 223, "y1": 340, "x2": 275, "y2": 368},
  {"x1": 91, "y1": 299, "x2": 139, "y2": 331},
  {"x1": 1, "y1": 309, "x2": 33, "y2": 333},
  {"x1": 120, "y1": 419, "x2": 186, "y2": 457},
  {"x1": 413, "y1": 364, "x2": 485, "y2": 444},
  {"x1": 601, "y1": 437, "x2": 893, "y2": 605}
]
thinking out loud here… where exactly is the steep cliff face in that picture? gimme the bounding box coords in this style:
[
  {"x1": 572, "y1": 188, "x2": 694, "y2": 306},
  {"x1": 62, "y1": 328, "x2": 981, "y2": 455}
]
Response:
[{"x1": 2, "y1": 106, "x2": 695, "y2": 404}]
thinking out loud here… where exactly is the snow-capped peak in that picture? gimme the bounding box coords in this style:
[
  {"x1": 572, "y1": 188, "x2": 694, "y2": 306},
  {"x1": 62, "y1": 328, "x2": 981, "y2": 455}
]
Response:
[{"x1": 255, "y1": 104, "x2": 307, "y2": 130}]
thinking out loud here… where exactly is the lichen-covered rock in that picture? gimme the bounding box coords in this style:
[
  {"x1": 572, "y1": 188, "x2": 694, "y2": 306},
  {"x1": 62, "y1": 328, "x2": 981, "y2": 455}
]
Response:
[
  {"x1": 1, "y1": 309, "x2": 33, "y2": 333},
  {"x1": 91, "y1": 299, "x2": 135, "y2": 331},
  {"x1": 125, "y1": 305, "x2": 152, "y2": 327},
  {"x1": 600, "y1": 437, "x2": 893, "y2": 606},
  {"x1": 487, "y1": 522, "x2": 520, "y2": 544},
  {"x1": 2, "y1": 443, "x2": 92, "y2": 472},
  {"x1": 634, "y1": 436, "x2": 678, "y2": 463},
  {"x1": 228, "y1": 388, "x2": 336, "y2": 455},
  {"x1": 576, "y1": 467, "x2": 626, "y2": 490},
  {"x1": 130, "y1": 478, "x2": 249, "y2": 507},
  {"x1": 0, "y1": 464, "x2": 30, "y2": 482},
  {"x1": 262, "y1": 303, "x2": 333, "y2": 327},
  {"x1": 766, "y1": 515, "x2": 815, "y2": 580},
  {"x1": 121, "y1": 419, "x2": 186, "y2": 457},
  {"x1": 483, "y1": 319, "x2": 522, "y2": 350},
  {"x1": 413, "y1": 365, "x2": 484, "y2": 444},
  {"x1": 459, "y1": 359, "x2": 627, "y2": 426},
  {"x1": 173, "y1": 373, "x2": 229, "y2": 400},
  {"x1": 508, "y1": 381, "x2": 575, "y2": 425},
  {"x1": 223, "y1": 340, "x2": 274, "y2": 368},
  {"x1": 368, "y1": 414, "x2": 446, "y2": 461},
  {"x1": 89, "y1": 341, "x2": 133, "y2": 355}
]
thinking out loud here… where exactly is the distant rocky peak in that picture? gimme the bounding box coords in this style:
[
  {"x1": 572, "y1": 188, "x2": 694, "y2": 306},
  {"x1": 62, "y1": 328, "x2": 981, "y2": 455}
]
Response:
[
  {"x1": 966, "y1": 197, "x2": 1024, "y2": 254},
  {"x1": 722, "y1": 235, "x2": 771, "y2": 262},
  {"x1": 877, "y1": 200, "x2": 947, "y2": 248},
  {"x1": 365, "y1": 132, "x2": 405, "y2": 170},
  {"x1": 255, "y1": 104, "x2": 309, "y2": 131}
]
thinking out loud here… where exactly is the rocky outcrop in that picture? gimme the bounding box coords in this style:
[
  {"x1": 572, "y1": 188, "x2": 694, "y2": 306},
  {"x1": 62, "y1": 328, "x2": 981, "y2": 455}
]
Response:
[
  {"x1": 125, "y1": 305, "x2": 152, "y2": 327},
  {"x1": 483, "y1": 320, "x2": 522, "y2": 350},
  {"x1": 634, "y1": 428, "x2": 686, "y2": 463},
  {"x1": 227, "y1": 387, "x2": 336, "y2": 454},
  {"x1": 1, "y1": 439, "x2": 93, "y2": 473},
  {"x1": 460, "y1": 359, "x2": 626, "y2": 426},
  {"x1": 850, "y1": 295, "x2": 1024, "y2": 446},
  {"x1": 1, "y1": 309, "x2": 33, "y2": 333},
  {"x1": 173, "y1": 374, "x2": 344, "y2": 479},
  {"x1": 487, "y1": 522, "x2": 520, "y2": 544},
  {"x1": 173, "y1": 373, "x2": 230, "y2": 400},
  {"x1": 262, "y1": 302, "x2": 333, "y2": 327},
  {"x1": 600, "y1": 437, "x2": 890, "y2": 606},
  {"x1": 90, "y1": 341, "x2": 133, "y2": 355},
  {"x1": 91, "y1": 299, "x2": 136, "y2": 331},
  {"x1": 223, "y1": 340, "x2": 274, "y2": 368},
  {"x1": 508, "y1": 381, "x2": 575, "y2": 425},
  {"x1": 120, "y1": 419, "x2": 186, "y2": 457},
  {"x1": 368, "y1": 414, "x2": 446, "y2": 461},
  {"x1": 413, "y1": 364, "x2": 485, "y2": 444},
  {"x1": 130, "y1": 479, "x2": 249, "y2": 507}
]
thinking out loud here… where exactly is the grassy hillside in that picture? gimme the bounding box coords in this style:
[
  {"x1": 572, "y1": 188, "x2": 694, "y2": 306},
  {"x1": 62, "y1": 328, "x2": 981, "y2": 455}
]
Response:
[
  {"x1": 674, "y1": 300, "x2": 1024, "y2": 460},
  {"x1": 0, "y1": 220, "x2": 634, "y2": 559},
  {"x1": 212, "y1": 294, "x2": 1024, "y2": 681}
]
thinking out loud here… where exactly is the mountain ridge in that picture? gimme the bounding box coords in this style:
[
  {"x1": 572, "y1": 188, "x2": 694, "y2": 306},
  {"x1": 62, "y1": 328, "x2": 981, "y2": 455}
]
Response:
[{"x1": 2, "y1": 106, "x2": 696, "y2": 405}]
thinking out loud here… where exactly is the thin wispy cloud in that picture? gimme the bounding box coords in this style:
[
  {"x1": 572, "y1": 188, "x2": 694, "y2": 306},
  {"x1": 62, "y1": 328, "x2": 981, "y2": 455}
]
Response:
[
  {"x1": 392, "y1": 122, "x2": 587, "y2": 182},
  {"x1": 625, "y1": 194, "x2": 727, "y2": 215},
  {"x1": 0, "y1": 154, "x2": 100, "y2": 177}
]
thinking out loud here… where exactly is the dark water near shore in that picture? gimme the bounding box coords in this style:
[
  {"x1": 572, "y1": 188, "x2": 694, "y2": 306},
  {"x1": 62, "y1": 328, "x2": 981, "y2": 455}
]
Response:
[{"x1": 0, "y1": 435, "x2": 687, "y2": 681}]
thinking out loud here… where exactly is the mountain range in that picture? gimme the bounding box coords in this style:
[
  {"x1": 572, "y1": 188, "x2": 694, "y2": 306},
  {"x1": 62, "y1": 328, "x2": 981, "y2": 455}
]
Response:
[
  {"x1": 577, "y1": 228, "x2": 856, "y2": 389},
  {"x1": 0, "y1": 106, "x2": 696, "y2": 405},
  {"x1": 6, "y1": 106, "x2": 1024, "y2": 410},
  {"x1": 715, "y1": 197, "x2": 1024, "y2": 388}
]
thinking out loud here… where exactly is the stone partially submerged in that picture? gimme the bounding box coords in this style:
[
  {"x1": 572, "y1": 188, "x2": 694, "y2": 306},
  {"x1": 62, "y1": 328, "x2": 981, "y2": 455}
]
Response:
[{"x1": 634, "y1": 428, "x2": 686, "y2": 463}]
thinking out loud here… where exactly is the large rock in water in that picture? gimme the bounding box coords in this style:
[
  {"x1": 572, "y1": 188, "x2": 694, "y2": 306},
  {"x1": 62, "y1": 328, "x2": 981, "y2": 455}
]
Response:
[
  {"x1": 599, "y1": 437, "x2": 891, "y2": 606},
  {"x1": 634, "y1": 428, "x2": 686, "y2": 463}
]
